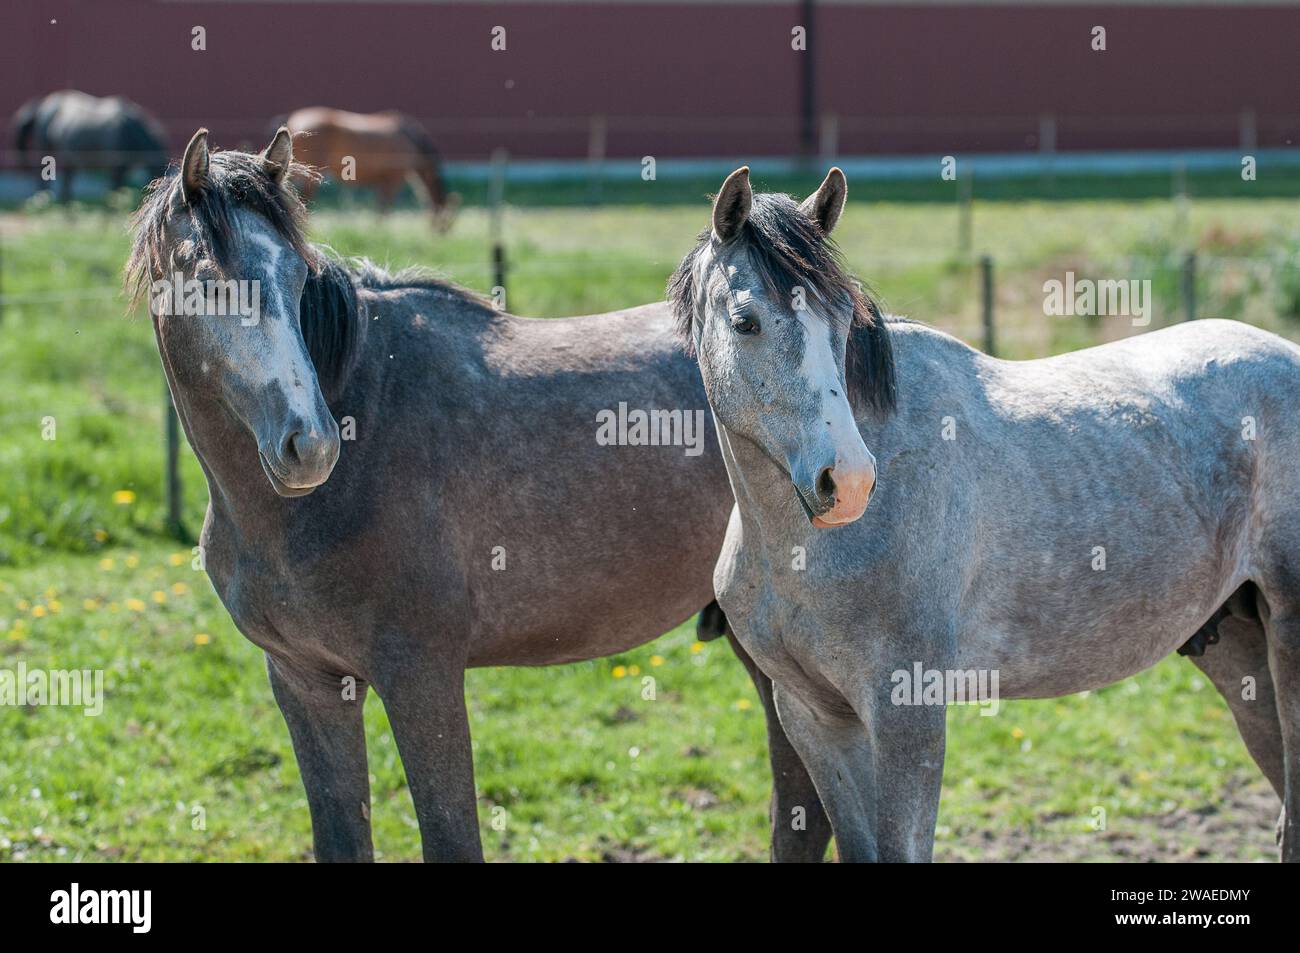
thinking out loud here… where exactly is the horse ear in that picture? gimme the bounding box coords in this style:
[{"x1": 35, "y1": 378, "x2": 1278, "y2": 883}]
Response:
[
  {"x1": 800, "y1": 167, "x2": 847, "y2": 235},
  {"x1": 180, "y1": 128, "x2": 209, "y2": 204},
  {"x1": 711, "y1": 166, "x2": 752, "y2": 243},
  {"x1": 261, "y1": 126, "x2": 293, "y2": 184}
]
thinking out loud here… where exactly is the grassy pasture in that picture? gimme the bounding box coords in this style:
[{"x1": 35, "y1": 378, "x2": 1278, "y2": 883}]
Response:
[{"x1": 0, "y1": 189, "x2": 1295, "y2": 860}]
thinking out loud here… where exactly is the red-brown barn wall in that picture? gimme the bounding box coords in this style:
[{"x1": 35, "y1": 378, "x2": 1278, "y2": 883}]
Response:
[{"x1": 2, "y1": 0, "x2": 1297, "y2": 160}]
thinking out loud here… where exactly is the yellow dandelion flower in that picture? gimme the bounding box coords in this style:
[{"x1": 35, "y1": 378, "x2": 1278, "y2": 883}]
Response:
[
  {"x1": 94, "y1": 529, "x2": 108, "y2": 542},
  {"x1": 1011, "y1": 727, "x2": 1025, "y2": 739},
  {"x1": 16, "y1": 599, "x2": 30, "y2": 611},
  {"x1": 44, "y1": 586, "x2": 56, "y2": 599},
  {"x1": 611, "y1": 665, "x2": 627, "y2": 679},
  {"x1": 194, "y1": 633, "x2": 211, "y2": 646},
  {"x1": 150, "y1": 590, "x2": 167, "y2": 604},
  {"x1": 98, "y1": 558, "x2": 115, "y2": 571},
  {"x1": 48, "y1": 600, "x2": 62, "y2": 613},
  {"x1": 125, "y1": 555, "x2": 140, "y2": 568},
  {"x1": 112, "y1": 490, "x2": 136, "y2": 506},
  {"x1": 690, "y1": 641, "x2": 705, "y2": 654},
  {"x1": 30, "y1": 605, "x2": 47, "y2": 618},
  {"x1": 108, "y1": 602, "x2": 120, "y2": 613},
  {"x1": 82, "y1": 599, "x2": 98, "y2": 611},
  {"x1": 168, "y1": 553, "x2": 187, "y2": 567},
  {"x1": 736, "y1": 698, "x2": 753, "y2": 711},
  {"x1": 170, "y1": 582, "x2": 189, "y2": 596},
  {"x1": 7, "y1": 629, "x2": 25, "y2": 642},
  {"x1": 627, "y1": 664, "x2": 641, "y2": 676},
  {"x1": 650, "y1": 655, "x2": 664, "y2": 667},
  {"x1": 125, "y1": 598, "x2": 146, "y2": 612}
]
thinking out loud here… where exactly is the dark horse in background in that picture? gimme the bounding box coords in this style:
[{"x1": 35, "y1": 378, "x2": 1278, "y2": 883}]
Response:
[
  {"x1": 125, "y1": 128, "x2": 831, "y2": 862},
  {"x1": 11, "y1": 90, "x2": 167, "y2": 201},
  {"x1": 278, "y1": 107, "x2": 459, "y2": 231}
]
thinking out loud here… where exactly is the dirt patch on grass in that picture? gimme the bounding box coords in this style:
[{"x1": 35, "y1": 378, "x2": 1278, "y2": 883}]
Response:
[{"x1": 935, "y1": 779, "x2": 1279, "y2": 862}]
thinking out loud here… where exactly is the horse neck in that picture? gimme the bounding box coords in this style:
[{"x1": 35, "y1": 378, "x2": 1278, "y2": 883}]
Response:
[
  {"x1": 414, "y1": 159, "x2": 445, "y2": 206},
  {"x1": 152, "y1": 320, "x2": 287, "y2": 540},
  {"x1": 715, "y1": 418, "x2": 808, "y2": 546}
]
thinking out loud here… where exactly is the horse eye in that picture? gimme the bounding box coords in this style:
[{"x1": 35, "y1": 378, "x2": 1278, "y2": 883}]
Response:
[{"x1": 731, "y1": 316, "x2": 760, "y2": 335}]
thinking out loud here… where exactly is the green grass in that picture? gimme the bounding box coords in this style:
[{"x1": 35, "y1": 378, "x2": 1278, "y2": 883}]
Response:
[
  {"x1": 2, "y1": 193, "x2": 1296, "y2": 861},
  {"x1": 314, "y1": 163, "x2": 1300, "y2": 207}
]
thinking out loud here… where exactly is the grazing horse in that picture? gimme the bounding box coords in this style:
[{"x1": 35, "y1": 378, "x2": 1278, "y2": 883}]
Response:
[
  {"x1": 281, "y1": 107, "x2": 458, "y2": 231},
  {"x1": 670, "y1": 165, "x2": 1296, "y2": 862},
  {"x1": 11, "y1": 90, "x2": 167, "y2": 200},
  {"x1": 125, "y1": 129, "x2": 831, "y2": 862}
]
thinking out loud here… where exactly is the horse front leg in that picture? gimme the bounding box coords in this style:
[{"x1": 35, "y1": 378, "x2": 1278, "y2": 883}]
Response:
[
  {"x1": 774, "y1": 677, "x2": 945, "y2": 862},
  {"x1": 865, "y1": 687, "x2": 946, "y2": 862},
  {"x1": 772, "y1": 684, "x2": 880, "y2": 861},
  {"x1": 725, "y1": 631, "x2": 832, "y2": 862},
  {"x1": 372, "y1": 650, "x2": 483, "y2": 862},
  {"x1": 266, "y1": 655, "x2": 374, "y2": 862},
  {"x1": 375, "y1": 176, "x2": 400, "y2": 215}
]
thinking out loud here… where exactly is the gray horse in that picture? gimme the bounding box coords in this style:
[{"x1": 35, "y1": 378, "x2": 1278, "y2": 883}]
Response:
[
  {"x1": 670, "y1": 165, "x2": 1296, "y2": 861},
  {"x1": 125, "y1": 129, "x2": 832, "y2": 862},
  {"x1": 12, "y1": 90, "x2": 168, "y2": 200}
]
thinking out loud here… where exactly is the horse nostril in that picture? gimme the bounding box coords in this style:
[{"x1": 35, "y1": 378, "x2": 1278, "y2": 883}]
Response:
[
  {"x1": 816, "y1": 466, "x2": 837, "y2": 504},
  {"x1": 281, "y1": 431, "x2": 303, "y2": 465}
]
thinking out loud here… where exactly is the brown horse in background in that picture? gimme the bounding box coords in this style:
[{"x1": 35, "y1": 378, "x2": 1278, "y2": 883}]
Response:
[{"x1": 282, "y1": 107, "x2": 459, "y2": 230}]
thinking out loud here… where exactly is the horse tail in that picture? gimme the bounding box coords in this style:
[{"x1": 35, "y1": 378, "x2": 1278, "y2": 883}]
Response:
[
  {"x1": 696, "y1": 599, "x2": 730, "y2": 642},
  {"x1": 396, "y1": 116, "x2": 449, "y2": 207}
]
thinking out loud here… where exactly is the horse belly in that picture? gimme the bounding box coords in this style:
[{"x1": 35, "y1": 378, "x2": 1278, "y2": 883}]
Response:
[
  {"x1": 956, "y1": 526, "x2": 1243, "y2": 698},
  {"x1": 952, "y1": 390, "x2": 1256, "y2": 697},
  {"x1": 464, "y1": 491, "x2": 727, "y2": 666}
]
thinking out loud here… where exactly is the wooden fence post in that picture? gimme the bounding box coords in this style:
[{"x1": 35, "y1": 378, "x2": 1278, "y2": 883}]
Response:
[
  {"x1": 980, "y1": 254, "x2": 995, "y2": 356},
  {"x1": 489, "y1": 148, "x2": 509, "y2": 307}
]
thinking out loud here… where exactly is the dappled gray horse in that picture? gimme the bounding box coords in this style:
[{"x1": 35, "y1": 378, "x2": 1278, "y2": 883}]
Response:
[
  {"x1": 12, "y1": 90, "x2": 167, "y2": 200},
  {"x1": 125, "y1": 129, "x2": 831, "y2": 861},
  {"x1": 671, "y1": 165, "x2": 1296, "y2": 861}
]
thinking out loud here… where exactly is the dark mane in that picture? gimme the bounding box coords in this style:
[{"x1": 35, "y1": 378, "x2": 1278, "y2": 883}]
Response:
[
  {"x1": 667, "y1": 193, "x2": 896, "y2": 415},
  {"x1": 126, "y1": 149, "x2": 483, "y2": 398},
  {"x1": 127, "y1": 150, "x2": 319, "y2": 304}
]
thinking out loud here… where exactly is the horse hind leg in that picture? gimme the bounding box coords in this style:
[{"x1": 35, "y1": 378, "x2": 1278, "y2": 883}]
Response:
[
  {"x1": 1186, "y1": 586, "x2": 1283, "y2": 790},
  {"x1": 1184, "y1": 585, "x2": 1286, "y2": 849},
  {"x1": 1252, "y1": 592, "x2": 1300, "y2": 860}
]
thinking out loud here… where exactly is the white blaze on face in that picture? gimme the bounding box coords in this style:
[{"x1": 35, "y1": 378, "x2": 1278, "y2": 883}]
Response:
[
  {"x1": 248, "y1": 229, "x2": 287, "y2": 320},
  {"x1": 240, "y1": 224, "x2": 322, "y2": 432},
  {"x1": 796, "y1": 311, "x2": 876, "y2": 525}
]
